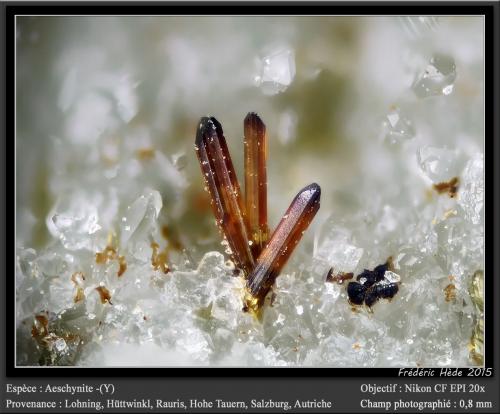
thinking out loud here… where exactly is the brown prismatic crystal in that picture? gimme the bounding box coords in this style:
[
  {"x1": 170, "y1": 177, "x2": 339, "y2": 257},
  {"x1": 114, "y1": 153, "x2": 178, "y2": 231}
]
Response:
[
  {"x1": 195, "y1": 117, "x2": 255, "y2": 275},
  {"x1": 244, "y1": 112, "x2": 269, "y2": 257},
  {"x1": 245, "y1": 183, "x2": 321, "y2": 312}
]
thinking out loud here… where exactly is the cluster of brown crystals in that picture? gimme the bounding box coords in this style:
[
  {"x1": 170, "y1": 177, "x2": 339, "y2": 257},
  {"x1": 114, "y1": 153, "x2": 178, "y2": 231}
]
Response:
[
  {"x1": 195, "y1": 113, "x2": 321, "y2": 315},
  {"x1": 95, "y1": 239, "x2": 127, "y2": 278}
]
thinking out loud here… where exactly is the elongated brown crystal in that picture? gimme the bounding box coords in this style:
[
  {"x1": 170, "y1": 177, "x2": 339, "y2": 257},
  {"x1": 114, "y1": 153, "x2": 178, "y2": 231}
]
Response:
[
  {"x1": 244, "y1": 113, "x2": 269, "y2": 258},
  {"x1": 195, "y1": 117, "x2": 255, "y2": 275},
  {"x1": 245, "y1": 183, "x2": 321, "y2": 311}
]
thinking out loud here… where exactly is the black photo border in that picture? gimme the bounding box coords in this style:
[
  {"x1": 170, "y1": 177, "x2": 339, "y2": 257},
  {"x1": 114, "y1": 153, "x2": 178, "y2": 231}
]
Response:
[{"x1": 4, "y1": 1, "x2": 499, "y2": 379}]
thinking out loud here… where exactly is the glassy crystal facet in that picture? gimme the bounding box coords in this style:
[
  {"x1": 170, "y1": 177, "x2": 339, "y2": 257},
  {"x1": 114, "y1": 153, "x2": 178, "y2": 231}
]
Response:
[
  {"x1": 195, "y1": 117, "x2": 255, "y2": 275},
  {"x1": 254, "y1": 49, "x2": 296, "y2": 95},
  {"x1": 399, "y1": 16, "x2": 440, "y2": 39},
  {"x1": 383, "y1": 106, "x2": 416, "y2": 143},
  {"x1": 412, "y1": 53, "x2": 456, "y2": 98},
  {"x1": 244, "y1": 113, "x2": 269, "y2": 258}
]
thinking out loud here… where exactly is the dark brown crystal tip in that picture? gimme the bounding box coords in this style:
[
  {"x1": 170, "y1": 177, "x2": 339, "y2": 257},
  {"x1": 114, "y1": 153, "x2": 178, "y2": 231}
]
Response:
[
  {"x1": 244, "y1": 112, "x2": 266, "y2": 137},
  {"x1": 195, "y1": 117, "x2": 222, "y2": 146}
]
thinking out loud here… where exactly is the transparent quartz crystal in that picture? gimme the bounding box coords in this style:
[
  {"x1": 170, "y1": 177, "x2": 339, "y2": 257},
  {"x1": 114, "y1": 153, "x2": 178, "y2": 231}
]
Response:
[
  {"x1": 382, "y1": 107, "x2": 416, "y2": 143},
  {"x1": 383, "y1": 270, "x2": 401, "y2": 283},
  {"x1": 399, "y1": 16, "x2": 440, "y2": 39},
  {"x1": 458, "y1": 153, "x2": 484, "y2": 225},
  {"x1": 254, "y1": 48, "x2": 296, "y2": 95},
  {"x1": 412, "y1": 53, "x2": 457, "y2": 98},
  {"x1": 417, "y1": 146, "x2": 463, "y2": 183},
  {"x1": 314, "y1": 225, "x2": 364, "y2": 273},
  {"x1": 54, "y1": 338, "x2": 68, "y2": 352},
  {"x1": 120, "y1": 189, "x2": 162, "y2": 248},
  {"x1": 46, "y1": 194, "x2": 102, "y2": 251}
]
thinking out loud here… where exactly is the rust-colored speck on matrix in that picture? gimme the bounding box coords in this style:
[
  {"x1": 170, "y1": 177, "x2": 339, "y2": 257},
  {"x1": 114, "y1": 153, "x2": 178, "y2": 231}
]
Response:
[
  {"x1": 95, "y1": 240, "x2": 127, "y2": 278},
  {"x1": 32, "y1": 312, "x2": 49, "y2": 338},
  {"x1": 151, "y1": 241, "x2": 170, "y2": 274},
  {"x1": 117, "y1": 255, "x2": 127, "y2": 277},
  {"x1": 73, "y1": 287, "x2": 85, "y2": 303},
  {"x1": 433, "y1": 176, "x2": 459, "y2": 198},
  {"x1": 444, "y1": 283, "x2": 457, "y2": 302},
  {"x1": 95, "y1": 286, "x2": 112, "y2": 305}
]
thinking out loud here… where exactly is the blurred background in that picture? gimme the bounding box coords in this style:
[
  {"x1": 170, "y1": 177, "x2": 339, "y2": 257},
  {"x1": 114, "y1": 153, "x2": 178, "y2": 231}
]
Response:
[
  {"x1": 16, "y1": 16, "x2": 485, "y2": 367},
  {"x1": 16, "y1": 16, "x2": 483, "y2": 257}
]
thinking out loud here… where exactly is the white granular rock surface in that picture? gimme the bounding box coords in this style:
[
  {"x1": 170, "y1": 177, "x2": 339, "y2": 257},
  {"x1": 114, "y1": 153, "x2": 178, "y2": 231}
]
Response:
[{"x1": 16, "y1": 16, "x2": 484, "y2": 366}]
